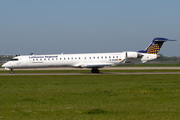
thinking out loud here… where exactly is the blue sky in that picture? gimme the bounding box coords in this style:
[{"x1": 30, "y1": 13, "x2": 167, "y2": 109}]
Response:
[{"x1": 0, "y1": 1, "x2": 179, "y2": 56}]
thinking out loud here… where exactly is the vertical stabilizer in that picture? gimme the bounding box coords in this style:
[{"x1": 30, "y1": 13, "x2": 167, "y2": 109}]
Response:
[{"x1": 138, "y1": 37, "x2": 176, "y2": 54}]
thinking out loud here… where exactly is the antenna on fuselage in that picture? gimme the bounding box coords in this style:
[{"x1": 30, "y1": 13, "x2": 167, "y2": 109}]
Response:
[{"x1": 30, "y1": 53, "x2": 34, "y2": 55}]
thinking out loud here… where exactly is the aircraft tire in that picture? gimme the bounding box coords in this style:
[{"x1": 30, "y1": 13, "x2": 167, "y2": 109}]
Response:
[
  {"x1": 91, "y1": 68, "x2": 99, "y2": 73},
  {"x1": 11, "y1": 69, "x2": 14, "y2": 74}
]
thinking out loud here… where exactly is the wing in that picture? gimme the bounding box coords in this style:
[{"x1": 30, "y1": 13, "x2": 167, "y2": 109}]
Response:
[{"x1": 72, "y1": 63, "x2": 114, "y2": 68}]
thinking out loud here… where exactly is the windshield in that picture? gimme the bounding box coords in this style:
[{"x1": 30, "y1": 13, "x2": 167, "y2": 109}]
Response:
[{"x1": 10, "y1": 59, "x2": 19, "y2": 61}]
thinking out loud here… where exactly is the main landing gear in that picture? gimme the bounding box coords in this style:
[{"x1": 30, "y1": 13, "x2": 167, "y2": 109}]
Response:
[
  {"x1": 11, "y1": 69, "x2": 14, "y2": 74},
  {"x1": 91, "y1": 68, "x2": 100, "y2": 73}
]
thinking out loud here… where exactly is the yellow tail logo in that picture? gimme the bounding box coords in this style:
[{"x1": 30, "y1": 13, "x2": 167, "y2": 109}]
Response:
[{"x1": 147, "y1": 43, "x2": 163, "y2": 54}]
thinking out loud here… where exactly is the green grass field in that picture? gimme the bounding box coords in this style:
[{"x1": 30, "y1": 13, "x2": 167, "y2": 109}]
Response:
[{"x1": 0, "y1": 74, "x2": 180, "y2": 120}]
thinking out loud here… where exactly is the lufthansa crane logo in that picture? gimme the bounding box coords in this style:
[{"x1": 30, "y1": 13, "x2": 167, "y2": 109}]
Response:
[{"x1": 147, "y1": 44, "x2": 160, "y2": 54}]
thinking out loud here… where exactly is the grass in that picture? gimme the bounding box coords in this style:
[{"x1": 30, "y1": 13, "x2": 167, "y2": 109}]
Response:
[{"x1": 0, "y1": 75, "x2": 180, "y2": 119}]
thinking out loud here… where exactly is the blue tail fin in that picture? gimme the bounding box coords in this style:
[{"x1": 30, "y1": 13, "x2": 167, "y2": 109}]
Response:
[{"x1": 138, "y1": 37, "x2": 176, "y2": 54}]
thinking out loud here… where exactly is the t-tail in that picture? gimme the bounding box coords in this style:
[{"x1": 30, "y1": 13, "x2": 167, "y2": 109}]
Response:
[{"x1": 138, "y1": 37, "x2": 176, "y2": 54}]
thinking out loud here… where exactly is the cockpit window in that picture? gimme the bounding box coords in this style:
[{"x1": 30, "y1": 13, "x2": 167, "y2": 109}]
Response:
[{"x1": 10, "y1": 59, "x2": 19, "y2": 61}]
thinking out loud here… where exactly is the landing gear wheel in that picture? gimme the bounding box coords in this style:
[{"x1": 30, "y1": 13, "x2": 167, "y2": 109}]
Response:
[
  {"x1": 11, "y1": 69, "x2": 14, "y2": 74},
  {"x1": 91, "y1": 68, "x2": 100, "y2": 73}
]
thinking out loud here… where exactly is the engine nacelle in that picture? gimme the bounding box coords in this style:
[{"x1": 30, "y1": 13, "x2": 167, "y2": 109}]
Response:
[{"x1": 126, "y1": 52, "x2": 143, "y2": 59}]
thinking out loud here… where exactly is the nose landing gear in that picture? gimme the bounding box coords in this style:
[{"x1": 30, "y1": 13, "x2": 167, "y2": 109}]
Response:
[{"x1": 11, "y1": 69, "x2": 14, "y2": 74}]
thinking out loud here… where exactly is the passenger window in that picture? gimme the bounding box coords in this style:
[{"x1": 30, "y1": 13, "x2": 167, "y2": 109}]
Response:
[
  {"x1": 89, "y1": 57, "x2": 91, "y2": 59},
  {"x1": 109, "y1": 56, "x2": 111, "y2": 58},
  {"x1": 60, "y1": 58, "x2": 61, "y2": 60},
  {"x1": 116, "y1": 56, "x2": 118, "y2": 58},
  {"x1": 93, "y1": 57, "x2": 95, "y2": 59},
  {"x1": 101, "y1": 56, "x2": 103, "y2": 59},
  {"x1": 44, "y1": 59, "x2": 46, "y2": 60},
  {"x1": 36, "y1": 59, "x2": 38, "y2": 61}
]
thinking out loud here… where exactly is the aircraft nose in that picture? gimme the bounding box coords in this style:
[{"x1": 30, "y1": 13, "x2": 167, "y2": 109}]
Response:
[
  {"x1": 2, "y1": 63, "x2": 6, "y2": 67},
  {"x1": 2, "y1": 63, "x2": 9, "y2": 68}
]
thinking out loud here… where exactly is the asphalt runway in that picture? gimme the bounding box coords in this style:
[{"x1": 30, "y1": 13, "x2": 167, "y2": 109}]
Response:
[
  {"x1": 0, "y1": 72, "x2": 180, "y2": 76},
  {"x1": 1, "y1": 67, "x2": 180, "y2": 71},
  {"x1": 1, "y1": 67, "x2": 180, "y2": 75}
]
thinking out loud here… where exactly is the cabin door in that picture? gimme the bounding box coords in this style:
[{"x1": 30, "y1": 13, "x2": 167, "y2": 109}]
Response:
[{"x1": 22, "y1": 56, "x2": 29, "y2": 66}]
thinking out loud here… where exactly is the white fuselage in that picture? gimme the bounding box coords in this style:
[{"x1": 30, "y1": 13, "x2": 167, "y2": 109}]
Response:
[{"x1": 2, "y1": 51, "x2": 158, "y2": 70}]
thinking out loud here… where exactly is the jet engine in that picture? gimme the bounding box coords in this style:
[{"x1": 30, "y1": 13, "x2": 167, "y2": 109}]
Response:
[{"x1": 126, "y1": 52, "x2": 143, "y2": 59}]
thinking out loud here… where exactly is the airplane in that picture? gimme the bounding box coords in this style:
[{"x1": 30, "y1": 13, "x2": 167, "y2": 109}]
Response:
[{"x1": 2, "y1": 37, "x2": 176, "y2": 74}]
